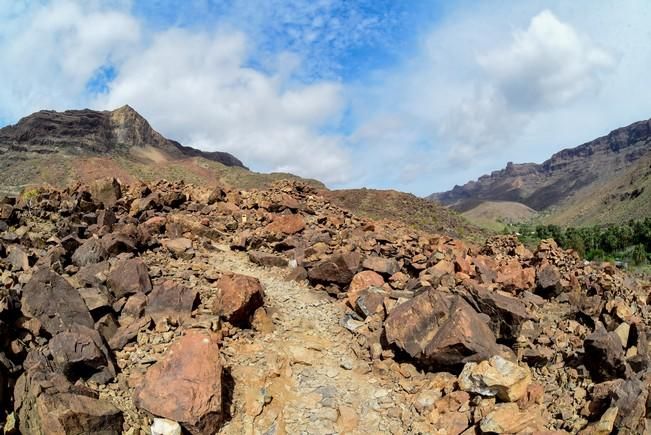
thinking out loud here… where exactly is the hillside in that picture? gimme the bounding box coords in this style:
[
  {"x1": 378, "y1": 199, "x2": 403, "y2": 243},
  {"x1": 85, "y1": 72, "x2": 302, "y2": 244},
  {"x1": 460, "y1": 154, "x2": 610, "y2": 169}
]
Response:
[
  {"x1": 461, "y1": 201, "x2": 537, "y2": 231},
  {"x1": 430, "y1": 117, "x2": 651, "y2": 226},
  {"x1": 323, "y1": 188, "x2": 486, "y2": 241}
]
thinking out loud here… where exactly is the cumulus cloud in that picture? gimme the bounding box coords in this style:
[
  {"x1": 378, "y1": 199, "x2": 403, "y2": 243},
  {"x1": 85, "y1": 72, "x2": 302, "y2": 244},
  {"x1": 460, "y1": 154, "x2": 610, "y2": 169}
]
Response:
[
  {"x1": 0, "y1": 0, "x2": 139, "y2": 120},
  {"x1": 478, "y1": 10, "x2": 615, "y2": 111},
  {"x1": 96, "y1": 29, "x2": 352, "y2": 183}
]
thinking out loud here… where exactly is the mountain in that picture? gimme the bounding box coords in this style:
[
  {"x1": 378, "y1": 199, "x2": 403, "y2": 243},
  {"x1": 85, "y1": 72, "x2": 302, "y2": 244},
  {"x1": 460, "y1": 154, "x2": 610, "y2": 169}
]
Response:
[
  {"x1": 430, "y1": 117, "x2": 651, "y2": 226},
  {"x1": 0, "y1": 106, "x2": 318, "y2": 195},
  {"x1": 0, "y1": 105, "x2": 246, "y2": 167}
]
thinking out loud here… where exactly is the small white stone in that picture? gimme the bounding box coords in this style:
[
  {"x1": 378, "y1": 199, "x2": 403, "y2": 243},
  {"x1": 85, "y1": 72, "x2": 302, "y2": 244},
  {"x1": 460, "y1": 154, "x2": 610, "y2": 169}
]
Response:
[{"x1": 151, "y1": 418, "x2": 182, "y2": 435}]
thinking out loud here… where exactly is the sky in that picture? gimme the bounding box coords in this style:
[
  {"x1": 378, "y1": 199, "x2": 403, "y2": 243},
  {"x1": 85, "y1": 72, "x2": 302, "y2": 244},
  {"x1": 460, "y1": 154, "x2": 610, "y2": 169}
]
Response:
[{"x1": 1, "y1": 0, "x2": 650, "y2": 195}]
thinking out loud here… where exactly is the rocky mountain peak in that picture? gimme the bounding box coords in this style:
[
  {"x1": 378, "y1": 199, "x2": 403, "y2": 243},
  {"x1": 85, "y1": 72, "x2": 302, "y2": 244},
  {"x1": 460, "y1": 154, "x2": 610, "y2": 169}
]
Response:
[{"x1": 0, "y1": 106, "x2": 246, "y2": 168}]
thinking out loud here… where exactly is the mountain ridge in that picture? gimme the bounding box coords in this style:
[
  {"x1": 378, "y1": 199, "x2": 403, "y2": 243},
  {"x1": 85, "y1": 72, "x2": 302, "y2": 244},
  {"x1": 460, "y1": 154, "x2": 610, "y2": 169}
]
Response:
[
  {"x1": 0, "y1": 105, "x2": 246, "y2": 168},
  {"x1": 429, "y1": 116, "x2": 651, "y2": 225}
]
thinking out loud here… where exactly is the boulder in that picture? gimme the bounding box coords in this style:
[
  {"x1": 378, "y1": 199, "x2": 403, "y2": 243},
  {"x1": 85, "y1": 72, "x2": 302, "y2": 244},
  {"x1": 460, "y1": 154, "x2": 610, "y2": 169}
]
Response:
[
  {"x1": 362, "y1": 255, "x2": 400, "y2": 276},
  {"x1": 120, "y1": 292, "x2": 148, "y2": 325},
  {"x1": 146, "y1": 281, "x2": 198, "y2": 325},
  {"x1": 479, "y1": 403, "x2": 544, "y2": 434},
  {"x1": 536, "y1": 261, "x2": 563, "y2": 296},
  {"x1": 212, "y1": 273, "x2": 264, "y2": 326},
  {"x1": 473, "y1": 255, "x2": 498, "y2": 284},
  {"x1": 584, "y1": 325, "x2": 629, "y2": 382},
  {"x1": 264, "y1": 214, "x2": 305, "y2": 235},
  {"x1": 107, "y1": 258, "x2": 152, "y2": 298},
  {"x1": 248, "y1": 250, "x2": 289, "y2": 268},
  {"x1": 458, "y1": 356, "x2": 531, "y2": 402},
  {"x1": 49, "y1": 325, "x2": 116, "y2": 384},
  {"x1": 162, "y1": 238, "x2": 193, "y2": 258},
  {"x1": 384, "y1": 289, "x2": 502, "y2": 368},
  {"x1": 495, "y1": 260, "x2": 535, "y2": 292},
  {"x1": 78, "y1": 287, "x2": 113, "y2": 313},
  {"x1": 14, "y1": 362, "x2": 123, "y2": 435},
  {"x1": 347, "y1": 270, "x2": 385, "y2": 307},
  {"x1": 72, "y1": 238, "x2": 109, "y2": 267},
  {"x1": 75, "y1": 261, "x2": 110, "y2": 287},
  {"x1": 466, "y1": 285, "x2": 533, "y2": 340},
  {"x1": 307, "y1": 252, "x2": 360, "y2": 286},
  {"x1": 134, "y1": 330, "x2": 223, "y2": 435},
  {"x1": 101, "y1": 232, "x2": 136, "y2": 256},
  {"x1": 109, "y1": 316, "x2": 152, "y2": 351},
  {"x1": 6, "y1": 245, "x2": 29, "y2": 271},
  {"x1": 21, "y1": 269, "x2": 94, "y2": 335},
  {"x1": 89, "y1": 177, "x2": 122, "y2": 208}
]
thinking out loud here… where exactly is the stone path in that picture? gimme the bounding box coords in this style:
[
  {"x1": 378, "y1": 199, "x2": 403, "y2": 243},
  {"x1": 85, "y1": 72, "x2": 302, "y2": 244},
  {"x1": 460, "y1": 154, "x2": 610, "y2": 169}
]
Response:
[
  {"x1": 213, "y1": 246, "x2": 407, "y2": 435},
  {"x1": 96, "y1": 242, "x2": 415, "y2": 434}
]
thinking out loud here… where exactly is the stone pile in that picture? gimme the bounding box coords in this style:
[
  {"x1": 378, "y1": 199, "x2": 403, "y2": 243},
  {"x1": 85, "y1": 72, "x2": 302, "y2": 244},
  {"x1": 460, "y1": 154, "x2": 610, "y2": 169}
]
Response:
[{"x1": 0, "y1": 177, "x2": 648, "y2": 434}]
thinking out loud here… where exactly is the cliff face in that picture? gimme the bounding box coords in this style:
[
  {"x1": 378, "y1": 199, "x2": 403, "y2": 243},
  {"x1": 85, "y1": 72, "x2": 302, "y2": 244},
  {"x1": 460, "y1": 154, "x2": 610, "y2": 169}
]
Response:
[
  {"x1": 430, "y1": 118, "x2": 651, "y2": 220},
  {"x1": 0, "y1": 105, "x2": 246, "y2": 168}
]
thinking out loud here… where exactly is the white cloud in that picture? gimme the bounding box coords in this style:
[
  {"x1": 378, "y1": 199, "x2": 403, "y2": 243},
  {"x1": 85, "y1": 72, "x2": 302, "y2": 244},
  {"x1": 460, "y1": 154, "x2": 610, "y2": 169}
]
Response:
[
  {"x1": 478, "y1": 10, "x2": 615, "y2": 111},
  {"x1": 96, "y1": 28, "x2": 352, "y2": 183},
  {"x1": 0, "y1": 0, "x2": 139, "y2": 120}
]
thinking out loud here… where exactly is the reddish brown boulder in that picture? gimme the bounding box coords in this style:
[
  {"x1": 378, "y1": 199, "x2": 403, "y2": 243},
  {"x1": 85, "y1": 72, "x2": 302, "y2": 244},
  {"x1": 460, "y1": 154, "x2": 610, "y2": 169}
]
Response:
[
  {"x1": 495, "y1": 260, "x2": 535, "y2": 292},
  {"x1": 384, "y1": 288, "x2": 501, "y2": 368},
  {"x1": 362, "y1": 255, "x2": 400, "y2": 276},
  {"x1": 134, "y1": 330, "x2": 223, "y2": 434},
  {"x1": 212, "y1": 273, "x2": 264, "y2": 326},
  {"x1": 308, "y1": 252, "x2": 361, "y2": 286},
  {"x1": 146, "y1": 281, "x2": 198, "y2": 325},
  {"x1": 584, "y1": 325, "x2": 630, "y2": 382},
  {"x1": 107, "y1": 258, "x2": 152, "y2": 298},
  {"x1": 109, "y1": 316, "x2": 152, "y2": 351},
  {"x1": 264, "y1": 213, "x2": 305, "y2": 235},
  {"x1": 248, "y1": 250, "x2": 289, "y2": 268},
  {"x1": 21, "y1": 269, "x2": 94, "y2": 335},
  {"x1": 473, "y1": 255, "x2": 498, "y2": 284},
  {"x1": 348, "y1": 270, "x2": 385, "y2": 307},
  {"x1": 101, "y1": 232, "x2": 136, "y2": 256}
]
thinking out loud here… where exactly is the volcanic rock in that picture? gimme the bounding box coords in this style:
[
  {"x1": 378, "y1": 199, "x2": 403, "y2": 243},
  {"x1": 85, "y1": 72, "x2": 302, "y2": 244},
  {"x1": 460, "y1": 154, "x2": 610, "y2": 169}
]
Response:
[
  {"x1": 72, "y1": 238, "x2": 109, "y2": 267},
  {"x1": 212, "y1": 273, "x2": 264, "y2": 326},
  {"x1": 362, "y1": 255, "x2": 400, "y2": 276},
  {"x1": 307, "y1": 252, "x2": 360, "y2": 286},
  {"x1": 384, "y1": 288, "x2": 502, "y2": 368},
  {"x1": 458, "y1": 356, "x2": 531, "y2": 402},
  {"x1": 107, "y1": 258, "x2": 152, "y2": 298},
  {"x1": 21, "y1": 269, "x2": 94, "y2": 335},
  {"x1": 146, "y1": 281, "x2": 198, "y2": 325},
  {"x1": 134, "y1": 330, "x2": 223, "y2": 434},
  {"x1": 264, "y1": 213, "x2": 305, "y2": 235}
]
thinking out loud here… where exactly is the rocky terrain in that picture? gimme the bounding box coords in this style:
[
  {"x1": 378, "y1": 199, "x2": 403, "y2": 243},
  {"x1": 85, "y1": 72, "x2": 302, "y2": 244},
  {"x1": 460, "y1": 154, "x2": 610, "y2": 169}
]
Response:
[
  {"x1": 0, "y1": 176, "x2": 649, "y2": 434},
  {"x1": 430, "y1": 117, "x2": 651, "y2": 226}
]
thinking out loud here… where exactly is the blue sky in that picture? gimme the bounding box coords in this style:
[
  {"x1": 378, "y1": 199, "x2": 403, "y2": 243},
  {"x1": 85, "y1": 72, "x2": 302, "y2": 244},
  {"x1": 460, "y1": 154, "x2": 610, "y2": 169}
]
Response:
[{"x1": 1, "y1": 1, "x2": 651, "y2": 196}]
